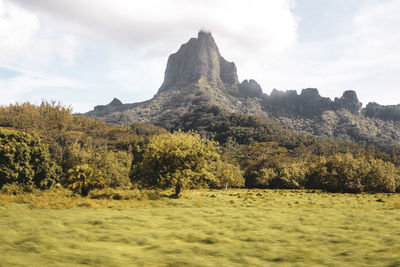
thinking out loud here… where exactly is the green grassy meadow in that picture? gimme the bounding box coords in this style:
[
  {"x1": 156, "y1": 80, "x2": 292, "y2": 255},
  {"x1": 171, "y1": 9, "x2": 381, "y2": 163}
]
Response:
[{"x1": 1, "y1": 190, "x2": 400, "y2": 266}]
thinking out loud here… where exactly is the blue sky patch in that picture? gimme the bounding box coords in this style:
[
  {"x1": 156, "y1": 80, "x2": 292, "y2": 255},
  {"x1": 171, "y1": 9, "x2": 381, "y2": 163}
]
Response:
[{"x1": 0, "y1": 67, "x2": 21, "y2": 79}]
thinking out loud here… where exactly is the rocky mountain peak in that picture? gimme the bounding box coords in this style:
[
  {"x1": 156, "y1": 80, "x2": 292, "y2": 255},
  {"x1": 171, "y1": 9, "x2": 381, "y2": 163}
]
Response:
[
  {"x1": 109, "y1": 98, "x2": 123, "y2": 106},
  {"x1": 364, "y1": 102, "x2": 400, "y2": 121},
  {"x1": 157, "y1": 31, "x2": 239, "y2": 94},
  {"x1": 300, "y1": 88, "x2": 321, "y2": 98},
  {"x1": 270, "y1": 89, "x2": 297, "y2": 98},
  {"x1": 333, "y1": 90, "x2": 362, "y2": 114},
  {"x1": 239, "y1": 79, "x2": 263, "y2": 98}
]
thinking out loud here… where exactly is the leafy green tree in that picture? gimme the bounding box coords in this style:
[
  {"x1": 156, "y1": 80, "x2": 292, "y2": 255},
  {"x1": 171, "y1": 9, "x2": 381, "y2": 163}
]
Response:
[
  {"x1": 131, "y1": 131, "x2": 243, "y2": 197},
  {"x1": 0, "y1": 128, "x2": 60, "y2": 190},
  {"x1": 211, "y1": 160, "x2": 244, "y2": 189}
]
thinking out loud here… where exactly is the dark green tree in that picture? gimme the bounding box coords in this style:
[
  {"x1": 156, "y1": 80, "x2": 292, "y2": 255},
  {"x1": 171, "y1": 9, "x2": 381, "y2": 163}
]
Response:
[{"x1": 0, "y1": 128, "x2": 60, "y2": 190}]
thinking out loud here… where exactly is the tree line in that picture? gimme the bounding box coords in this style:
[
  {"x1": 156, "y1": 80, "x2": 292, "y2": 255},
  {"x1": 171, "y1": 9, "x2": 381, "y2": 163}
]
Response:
[{"x1": 0, "y1": 102, "x2": 399, "y2": 197}]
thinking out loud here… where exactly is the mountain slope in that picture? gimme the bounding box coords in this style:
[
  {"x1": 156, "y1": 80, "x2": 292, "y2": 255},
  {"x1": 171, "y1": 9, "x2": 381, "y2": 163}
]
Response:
[
  {"x1": 85, "y1": 31, "x2": 267, "y2": 124},
  {"x1": 85, "y1": 31, "x2": 400, "y2": 153}
]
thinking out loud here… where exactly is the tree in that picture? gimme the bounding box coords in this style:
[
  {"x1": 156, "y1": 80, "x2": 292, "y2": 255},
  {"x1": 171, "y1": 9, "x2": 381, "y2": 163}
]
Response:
[
  {"x1": 307, "y1": 153, "x2": 400, "y2": 193},
  {"x1": 0, "y1": 128, "x2": 60, "y2": 190},
  {"x1": 131, "y1": 131, "x2": 243, "y2": 197},
  {"x1": 211, "y1": 160, "x2": 244, "y2": 189}
]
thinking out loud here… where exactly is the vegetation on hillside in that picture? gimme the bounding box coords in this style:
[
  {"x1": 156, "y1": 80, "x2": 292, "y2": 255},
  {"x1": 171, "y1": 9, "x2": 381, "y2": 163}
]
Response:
[
  {"x1": 163, "y1": 105, "x2": 388, "y2": 158},
  {"x1": 0, "y1": 102, "x2": 147, "y2": 195},
  {"x1": 1, "y1": 102, "x2": 400, "y2": 195}
]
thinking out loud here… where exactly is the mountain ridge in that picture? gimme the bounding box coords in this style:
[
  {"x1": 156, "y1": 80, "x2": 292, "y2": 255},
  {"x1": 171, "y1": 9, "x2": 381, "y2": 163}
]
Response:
[{"x1": 85, "y1": 31, "x2": 400, "y2": 152}]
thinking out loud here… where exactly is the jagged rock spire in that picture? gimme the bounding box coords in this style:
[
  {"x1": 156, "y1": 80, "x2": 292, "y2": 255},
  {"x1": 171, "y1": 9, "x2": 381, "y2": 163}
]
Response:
[
  {"x1": 333, "y1": 90, "x2": 362, "y2": 114},
  {"x1": 158, "y1": 31, "x2": 239, "y2": 93}
]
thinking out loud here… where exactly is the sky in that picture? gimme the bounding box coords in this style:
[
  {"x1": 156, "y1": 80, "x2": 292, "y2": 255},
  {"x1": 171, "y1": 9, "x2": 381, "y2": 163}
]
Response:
[{"x1": 0, "y1": 0, "x2": 399, "y2": 112}]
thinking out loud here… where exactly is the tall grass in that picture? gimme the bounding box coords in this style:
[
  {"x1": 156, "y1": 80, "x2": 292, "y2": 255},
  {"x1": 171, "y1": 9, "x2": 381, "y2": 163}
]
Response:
[{"x1": 1, "y1": 189, "x2": 400, "y2": 266}]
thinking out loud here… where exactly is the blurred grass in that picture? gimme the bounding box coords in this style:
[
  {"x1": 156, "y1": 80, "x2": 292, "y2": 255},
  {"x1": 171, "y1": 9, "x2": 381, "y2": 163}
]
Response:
[{"x1": 1, "y1": 189, "x2": 400, "y2": 266}]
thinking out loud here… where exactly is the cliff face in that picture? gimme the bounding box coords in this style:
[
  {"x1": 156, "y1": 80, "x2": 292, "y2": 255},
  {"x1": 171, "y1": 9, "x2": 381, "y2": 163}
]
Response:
[
  {"x1": 333, "y1": 90, "x2": 362, "y2": 114},
  {"x1": 158, "y1": 31, "x2": 240, "y2": 95},
  {"x1": 84, "y1": 31, "x2": 400, "y2": 152},
  {"x1": 364, "y1": 102, "x2": 400, "y2": 121},
  {"x1": 263, "y1": 89, "x2": 362, "y2": 118}
]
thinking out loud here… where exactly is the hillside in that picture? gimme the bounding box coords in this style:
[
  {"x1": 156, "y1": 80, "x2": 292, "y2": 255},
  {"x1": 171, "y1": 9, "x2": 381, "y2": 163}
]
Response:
[{"x1": 85, "y1": 30, "x2": 400, "y2": 152}]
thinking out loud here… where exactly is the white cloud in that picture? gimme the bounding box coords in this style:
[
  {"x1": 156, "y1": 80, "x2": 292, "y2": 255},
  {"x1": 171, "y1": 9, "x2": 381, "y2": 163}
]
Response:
[
  {"x1": 0, "y1": 0, "x2": 82, "y2": 67},
  {"x1": 11, "y1": 0, "x2": 298, "y2": 57},
  {"x1": 0, "y1": 71, "x2": 87, "y2": 105},
  {"x1": 7, "y1": 0, "x2": 298, "y2": 111},
  {"x1": 2, "y1": 0, "x2": 400, "y2": 111},
  {"x1": 0, "y1": 0, "x2": 39, "y2": 61}
]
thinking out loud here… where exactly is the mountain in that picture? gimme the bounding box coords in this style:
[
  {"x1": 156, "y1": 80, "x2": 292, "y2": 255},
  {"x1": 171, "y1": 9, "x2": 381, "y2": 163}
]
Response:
[
  {"x1": 85, "y1": 31, "x2": 400, "y2": 152},
  {"x1": 85, "y1": 31, "x2": 267, "y2": 124}
]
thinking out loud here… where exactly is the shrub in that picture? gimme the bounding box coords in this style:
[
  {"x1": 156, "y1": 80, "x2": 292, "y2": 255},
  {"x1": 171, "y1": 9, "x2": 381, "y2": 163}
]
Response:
[
  {"x1": 131, "y1": 131, "x2": 244, "y2": 197},
  {"x1": 244, "y1": 158, "x2": 307, "y2": 189},
  {"x1": 307, "y1": 154, "x2": 366, "y2": 193},
  {"x1": 63, "y1": 143, "x2": 132, "y2": 188},
  {"x1": 96, "y1": 150, "x2": 132, "y2": 188},
  {"x1": 307, "y1": 153, "x2": 399, "y2": 193},
  {"x1": 361, "y1": 158, "x2": 398, "y2": 193},
  {"x1": 63, "y1": 164, "x2": 106, "y2": 196},
  {"x1": 0, "y1": 183, "x2": 26, "y2": 195},
  {"x1": 0, "y1": 128, "x2": 60, "y2": 190},
  {"x1": 211, "y1": 160, "x2": 244, "y2": 189}
]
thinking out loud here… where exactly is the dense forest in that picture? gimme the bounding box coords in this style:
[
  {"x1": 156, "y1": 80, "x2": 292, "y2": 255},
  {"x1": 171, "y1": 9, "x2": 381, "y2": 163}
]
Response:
[{"x1": 0, "y1": 102, "x2": 399, "y2": 197}]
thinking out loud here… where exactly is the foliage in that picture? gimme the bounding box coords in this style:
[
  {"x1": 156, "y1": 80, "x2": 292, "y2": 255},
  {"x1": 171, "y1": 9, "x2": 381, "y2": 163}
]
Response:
[
  {"x1": 164, "y1": 105, "x2": 365, "y2": 153},
  {"x1": 210, "y1": 160, "x2": 244, "y2": 189},
  {"x1": 0, "y1": 102, "x2": 144, "y2": 191},
  {"x1": 0, "y1": 128, "x2": 60, "y2": 190},
  {"x1": 245, "y1": 152, "x2": 400, "y2": 193},
  {"x1": 64, "y1": 164, "x2": 106, "y2": 196},
  {"x1": 307, "y1": 153, "x2": 400, "y2": 193},
  {"x1": 1, "y1": 102, "x2": 399, "y2": 194},
  {"x1": 95, "y1": 149, "x2": 133, "y2": 188},
  {"x1": 131, "y1": 131, "x2": 244, "y2": 197},
  {"x1": 63, "y1": 143, "x2": 132, "y2": 188},
  {"x1": 162, "y1": 105, "x2": 394, "y2": 167},
  {"x1": 130, "y1": 123, "x2": 168, "y2": 136},
  {"x1": 0, "y1": 101, "x2": 147, "y2": 150},
  {"x1": 245, "y1": 157, "x2": 308, "y2": 189}
]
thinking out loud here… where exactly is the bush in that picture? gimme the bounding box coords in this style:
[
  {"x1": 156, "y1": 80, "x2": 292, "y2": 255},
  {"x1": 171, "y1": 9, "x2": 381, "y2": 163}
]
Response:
[
  {"x1": 307, "y1": 153, "x2": 399, "y2": 193},
  {"x1": 245, "y1": 159, "x2": 307, "y2": 189},
  {"x1": 96, "y1": 150, "x2": 132, "y2": 188},
  {"x1": 131, "y1": 131, "x2": 244, "y2": 197},
  {"x1": 63, "y1": 143, "x2": 132, "y2": 188},
  {"x1": 63, "y1": 164, "x2": 106, "y2": 196},
  {"x1": 211, "y1": 160, "x2": 244, "y2": 189},
  {"x1": 363, "y1": 158, "x2": 398, "y2": 193},
  {"x1": 0, "y1": 128, "x2": 60, "y2": 190}
]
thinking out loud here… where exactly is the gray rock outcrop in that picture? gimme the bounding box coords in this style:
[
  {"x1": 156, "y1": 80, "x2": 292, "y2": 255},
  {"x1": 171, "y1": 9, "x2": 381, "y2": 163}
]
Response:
[
  {"x1": 158, "y1": 31, "x2": 240, "y2": 95},
  {"x1": 333, "y1": 90, "x2": 362, "y2": 114}
]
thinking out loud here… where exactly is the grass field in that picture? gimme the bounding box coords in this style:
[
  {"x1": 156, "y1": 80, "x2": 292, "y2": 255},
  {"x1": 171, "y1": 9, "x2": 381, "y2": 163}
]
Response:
[{"x1": 1, "y1": 189, "x2": 400, "y2": 266}]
